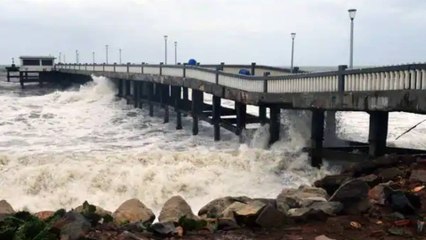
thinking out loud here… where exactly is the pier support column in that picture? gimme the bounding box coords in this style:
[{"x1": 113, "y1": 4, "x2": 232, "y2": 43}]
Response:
[
  {"x1": 269, "y1": 106, "x2": 280, "y2": 145},
  {"x1": 172, "y1": 86, "x2": 182, "y2": 130},
  {"x1": 160, "y1": 84, "x2": 169, "y2": 123},
  {"x1": 235, "y1": 102, "x2": 247, "y2": 135},
  {"x1": 138, "y1": 81, "x2": 143, "y2": 108},
  {"x1": 148, "y1": 82, "x2": 154, "y2": 117},
  {"x1": 118, "y1": 79, "x2": 123, "y2": 97},
  {"x1": 311, "y1": 109, "x2": 325, "y2": 167},
  {"x1": 182, "y1": 87, "x2": 189, "y2": 114},
  {"x1": 191, "y1": 89, "x2": 203, "y2": 135},
  {"x1": 133, "y1": 81, "x2": 139, "y2": 108},
  {"x1": 325, "y1": 111, "x2": 337, "y2": 145},
  {"x1": 368, "y1": 111, "x2": 389, "y2": 158},
  {"x1": 213, "y1": 96, "x2": 221, "y2": 141},
  {"x1": 259, "y1": 105, "x2": 267, "y2": 125},
  {"x1": 125, "y1": 80, "x2": 131, "y2": 104}
]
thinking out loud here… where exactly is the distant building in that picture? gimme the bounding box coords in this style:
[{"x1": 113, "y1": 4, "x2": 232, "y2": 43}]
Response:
[{"x1": 19, "y1": 56, "x2": 55, "y2": 72}]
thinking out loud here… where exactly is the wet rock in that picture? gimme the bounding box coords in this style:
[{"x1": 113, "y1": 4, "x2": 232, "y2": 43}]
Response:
[
  {"x1": 150, "y1": 222, "x2": 176, "y2": 236},
  {"x1": 217, "y1": 218, "x2": 240, "y2": 230},
  {"x1": 314, "y1": 175, "x2": 352, "y2": 195},
  {"x1": 198, "y1": 196, "x2": 251, "y2": 218},
  {"x1": 358, "y1": 174, "x2": 380, "y2": 187},
  {"x1": 34, "y1": 210, "x2": 55, "y2": 221},
  {"x1": 329, "y1": 179, "x2": 370, "y2": 214},
  {"x1": 158, "y1": 195, "x2": 197, "y2": 223},
  {"x1": 276, "y1": 185, "x2": 328, "y2": 213},
  {"x1": 315, "y1": 235, "x2": 336, "y2": 240},
  {"x1": 227, "y1": 200, "x2": 266, "y2": 227},
  {"x1": 255, "y1": 204, "x2": 286, "y2": 228},
  {"x1": 0, "y1": 200, "x2": 15, "y2": 216},
  {"x1": 379, "y1": 167, "x2": 404, "y2": 181},
  {"x1": 113, "y1": 199, "x2": 155, "y2": 225},
  {"x1": 74, "y1": 203, "x2": 112, "y2": 217},
  {"x1": 53, "y1": 212, "x2": 91, "y2": 240},
  {"x1": 368, "y1": 182, "x2": 392, "y2": 205},
  {"x1": 409, "y1": 169, "x2": 426, "y2": 183},
  {"x1": 287, "y1": 202, "x2": 342, "y2": 220},
  {"x1": 387, "y1": 190, "x2": 421, "y2": 215}
]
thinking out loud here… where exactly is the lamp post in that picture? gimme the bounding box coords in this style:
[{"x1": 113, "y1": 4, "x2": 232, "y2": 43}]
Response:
[
  {"x1": 174, "y1": 41, "x2": 177, "y2": 65},
  {"x1": 348, "y1": 9, "x2": 357, "y2": 68},
  {"x1": 290, "y1": 32, "x2": 296, "y2": 71},
  {"x1": 59, "y1": 52, "x2": 62, "y2": 63},
  {"x1": 105, "y1": 44, "x2": 109, "y2": 64},
  {"x1": 64, "y1": 54, "x2": 66, "y2": 63},
  {"x1": 119, "y1": 48, "x2": 122, "y2": 64},
  {"x1": 92, "y1": 51, "x2": 95, "y2": 64},
  {"x1": 164, "y1": 35, "x2": 168, "y2": 64},
  {"x1": 75, "y1": 50, "x2": 79, "y2": 64}
]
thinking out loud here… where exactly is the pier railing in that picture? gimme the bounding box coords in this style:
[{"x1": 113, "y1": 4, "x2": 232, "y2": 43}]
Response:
[{"x1": 56, "y1": 63, "x2": 426, "y2": 94}]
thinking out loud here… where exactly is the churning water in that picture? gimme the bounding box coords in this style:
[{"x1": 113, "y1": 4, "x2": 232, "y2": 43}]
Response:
[{"x1": 0, "y1": 75, "x2": 425, "y2": 213}]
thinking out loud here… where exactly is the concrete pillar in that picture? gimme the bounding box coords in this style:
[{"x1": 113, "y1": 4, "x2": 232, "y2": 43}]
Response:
[
  {"x1": 125, "y1": 80, "x2": 131, "y2": 96},
  {"x1": 368, "y1": 111, "x2": 389, "y2": 157},
  {"x1": 160, "y1": 84, "x2": 169, "y2": 123},
  {"x1": 325, "y1": 111, "x2": 337, "y2": 145},
  {"x1": 259, "y1": 105, "x2": 267, "y2": 125},
  {"x1": 138, "y1": 81, "x2": 143, "y2": 108},
  {"x1": 269, "y1": 106, "x2": 280, "y2": 145},
  {"x1": 148, "y1": 82, "x2": 154, "y2": 117},
  {"x1": 311, "y1": 109, "x2": 325, "y2": 167},
  {"x1": 191, "y1": 89, "x2": 203, "y2": 135},
  {"x1": 235, "y1": 102, "x2": 247, "y2": 135},
  {"x1": 172, "y1": 86, "x2": 182, "y2": 130},
  {"x1": 118, "y1": 79, "x2": 123, "y2": 97},
  {"x1": 213, "y1": 96, "x2": 221, "y2": 141},
  {"x1": 133, "y1": 81, "x2": 139, "y2": 108},
  {"x1": 182, "y1": 87, "x2": 189, "y2": 111}
]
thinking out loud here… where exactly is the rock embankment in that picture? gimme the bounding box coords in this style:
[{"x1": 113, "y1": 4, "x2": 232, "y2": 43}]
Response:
[{"x1": 1, "y1": 154, "x2": 426, "y2": 239}]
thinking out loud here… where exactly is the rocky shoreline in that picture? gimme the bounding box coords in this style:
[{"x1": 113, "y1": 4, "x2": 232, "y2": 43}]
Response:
[{"x1": 1, "y1": 154, "x2": 426, "y2": 239}]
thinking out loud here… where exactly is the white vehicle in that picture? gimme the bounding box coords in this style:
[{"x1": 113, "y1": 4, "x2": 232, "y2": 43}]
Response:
[{"x1": 19, "y1": 56, "x2": 55, "y2": 72}]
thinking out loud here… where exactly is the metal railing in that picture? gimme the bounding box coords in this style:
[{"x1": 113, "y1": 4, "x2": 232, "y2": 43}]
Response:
[{"x1": 55, "y1": 63, "x2": 426, "y2": 94}]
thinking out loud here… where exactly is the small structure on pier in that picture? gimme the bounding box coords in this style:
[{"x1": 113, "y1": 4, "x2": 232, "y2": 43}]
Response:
[
  {"x1": 11, "y1": 56, "x2": 56, "y2": 88},
  {"x1": 5, "y1": 58, "x2": 20, "y2": 82}
]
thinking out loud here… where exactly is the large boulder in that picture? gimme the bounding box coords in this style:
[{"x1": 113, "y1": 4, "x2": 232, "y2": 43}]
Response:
[
  {"x1": 255, "y1": 204, "x2": 286, "y2": 228},
  {"x1": 52, "y1": 212, "x2": 91, "y2": 240},
  {"x1": 409, "y1": 169, "x2": 426, "y2": 183},
  {"x1": 0, "y1": 200, "x2": 15, "y2": 216},
  {"x1": 198, "y1": 196, "x2": 251, "y2": 218},
  {"x1": 113, "y1": 198, "x2": 155, "y2": 225},
  {"x1": 276, "y1": 185, "x2": 328, "y2": 214},
  {"x1": 74, "y1": 203, "x2": 112, "y2": 217},
  {"x1": 287, "y1": 201, "x2": 343, "y2": 221},
  {"x1": 222, "y1": 200, "x2": 268, "y2": 227},
  {"x1": 158, "y1": 196, "x2": 197, "y2": 223},
  {"x1": 378, "y1": 167, "x2": 404, "y2": 182},
  {"x1": 329, "y1": 179, "x2": 370, "y2": 214},
  {"x1": 314, "y1": 175, "x2": 352, "y2": 196}
]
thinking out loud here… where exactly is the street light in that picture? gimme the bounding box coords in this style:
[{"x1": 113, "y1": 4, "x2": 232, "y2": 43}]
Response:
[
  {"x1": 59, "y1": 52, "x2": 62, "y2": 63},
  {"x1": 105, "y1": 44, "x2": 109, "y2": 64},
  {"x1": 164, "y1": 35, "x2": 168, "y2": 64},
  {"x1": 174, "y1": 41, "x2": 177, "y2": 65},
  {"x1": 348, "y1": 9, "x2": 357, "y2": 68},
  {"x1": 92, "y1": 51, "x2": 95, "y2": 64},
  {"x1": 119, "y1": 48, "x2": 122, "y2": 64},
  {"x1": 290, "y1": 32, "x2": 296, "y2": 71},
  {"x1": 75, "y1": 50, "x2": 79, "y2": 64}
]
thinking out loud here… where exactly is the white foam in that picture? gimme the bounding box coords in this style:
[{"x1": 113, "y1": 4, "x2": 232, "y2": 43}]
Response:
[{"x1": 0, "y1": 76, "x2": 329, "y2": 214}]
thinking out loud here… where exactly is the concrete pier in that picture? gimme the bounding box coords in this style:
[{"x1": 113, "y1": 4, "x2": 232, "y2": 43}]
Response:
[
  {"x1": 311, "y1": 109, "x2": 325, "y2": 167},
  {"x1": 368, "y1": 111, "x2": 389, "y2": 157}
]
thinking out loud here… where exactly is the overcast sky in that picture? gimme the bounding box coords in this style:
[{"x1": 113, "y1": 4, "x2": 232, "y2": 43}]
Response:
[{"x1": 1, "y1": 0, "x2": 425, "y2": 67}]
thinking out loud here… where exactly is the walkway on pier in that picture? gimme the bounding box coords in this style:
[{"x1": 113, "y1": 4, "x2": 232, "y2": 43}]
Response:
[{"x1": 55, "y1": 62, "x2": 426, "y2": 166}]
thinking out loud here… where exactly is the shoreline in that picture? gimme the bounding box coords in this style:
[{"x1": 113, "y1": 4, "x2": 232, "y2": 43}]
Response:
[{"x1": 1, "y1": 154, "x2": 426, "y2": 239}]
